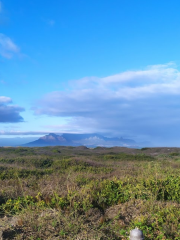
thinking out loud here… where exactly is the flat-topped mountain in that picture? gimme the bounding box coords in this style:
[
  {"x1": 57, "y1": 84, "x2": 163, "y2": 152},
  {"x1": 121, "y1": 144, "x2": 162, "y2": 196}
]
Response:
[
  {"x1": 39, "y1": 133, "x2": 68, "y2": 143},
  {"x1": 23, "y1": 133, "x2": 137, "y2": 147}
]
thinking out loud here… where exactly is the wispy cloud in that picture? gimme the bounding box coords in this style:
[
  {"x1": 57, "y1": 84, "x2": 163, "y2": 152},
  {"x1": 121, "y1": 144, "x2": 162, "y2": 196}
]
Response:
[
  {"x1": 33, "y1": 63, "x2": 180, "y2": 143},
  {"x1": 0, "y1": 80, "x2": 6, "y2": 84},
  {"x1": 0, "y1": 131, "x2": 51, "y2": 135},
  {"x1": 0, "y1": 1, "x2": 2, "y2": 13},
  {"x1": 0, "y1": 96, "x2": 24, "y2": 123},
  {"x1": 48, "y1": 19, "x2": 55, "y2": 26},
  {"x1": 0, "y1": 33, "x2": 20, "y2": 59},
  {"x1": 41, "y1": 18, "x2": 55, "y2": 27}
]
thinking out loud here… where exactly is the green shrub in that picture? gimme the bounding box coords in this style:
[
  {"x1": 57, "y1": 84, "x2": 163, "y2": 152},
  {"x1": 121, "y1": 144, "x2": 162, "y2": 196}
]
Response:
[{"x1": 169, "y1": 152, "x2": 180, "y2": 156}]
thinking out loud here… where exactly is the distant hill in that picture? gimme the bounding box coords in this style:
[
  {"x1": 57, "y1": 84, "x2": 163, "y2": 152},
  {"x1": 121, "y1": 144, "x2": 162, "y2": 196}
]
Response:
[{"x1": 22, "y1": 133, "x2": 137, "y2": 148}]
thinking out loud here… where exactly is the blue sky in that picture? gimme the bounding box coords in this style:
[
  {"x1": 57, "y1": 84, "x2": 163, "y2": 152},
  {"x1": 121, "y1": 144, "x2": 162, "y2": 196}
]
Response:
[{"x1": 1, "y1": 0, "x2": 180, "y2": 146}]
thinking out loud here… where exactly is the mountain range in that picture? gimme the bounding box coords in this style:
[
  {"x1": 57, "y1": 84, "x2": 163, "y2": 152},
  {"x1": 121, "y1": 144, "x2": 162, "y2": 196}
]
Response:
[{"x1": 22, "y1": 133, "x2": 137, "y2": 148}]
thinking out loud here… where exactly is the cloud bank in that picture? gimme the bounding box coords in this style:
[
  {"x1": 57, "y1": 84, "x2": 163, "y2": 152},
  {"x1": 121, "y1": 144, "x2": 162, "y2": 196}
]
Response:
[
  {"x1": 33, "y1": 63, "x2": 180, "y2": 144},
  {"x1": 0, "y1": 96, "x2": 24, "y2": 122},
  {"x1": 0, "y1": 131, "x2": 51, "y2": 136},
  {"x1": 0, "y1": 33, "x2": 20, "y2": 58}
]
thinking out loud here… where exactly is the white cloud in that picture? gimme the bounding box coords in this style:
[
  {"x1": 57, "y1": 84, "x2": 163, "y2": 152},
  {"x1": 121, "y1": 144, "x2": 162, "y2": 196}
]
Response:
[
  {"x1": 33, "y1": 63, "x2": 180, "y2": 144},
  {"x1": 103, "y1": 65, "x2": 179, "y2": 85},
  {"x1": 0, "y1": 33, "x2": 20, "y2": 58},
  {"x1": 0, "y1": 96, "x2": 12, "y2": 103},
  {"x1": 0, "y1": 96, "x2": 24, "y2": 122}
]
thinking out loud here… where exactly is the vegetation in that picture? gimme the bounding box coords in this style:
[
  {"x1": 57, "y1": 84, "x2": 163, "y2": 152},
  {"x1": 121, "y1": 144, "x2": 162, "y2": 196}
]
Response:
[{"x1": 0, "y1": 146, "x2": 180, "y2": 239}]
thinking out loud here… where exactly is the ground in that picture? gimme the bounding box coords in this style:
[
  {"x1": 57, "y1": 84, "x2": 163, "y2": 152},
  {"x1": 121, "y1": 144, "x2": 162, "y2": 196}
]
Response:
[{"x1": 0, "y1": 146, "x2": 180, "y2": 239}]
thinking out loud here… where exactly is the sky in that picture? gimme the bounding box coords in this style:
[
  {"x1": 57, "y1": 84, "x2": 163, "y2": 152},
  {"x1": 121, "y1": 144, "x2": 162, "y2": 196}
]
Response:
[{"x1": 1, "y1": 0, "x2": 180, "y2": 146}]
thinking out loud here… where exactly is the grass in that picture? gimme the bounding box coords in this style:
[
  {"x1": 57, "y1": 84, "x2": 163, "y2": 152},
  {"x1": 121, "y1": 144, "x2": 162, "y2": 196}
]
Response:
[{"x1": 0, "y1": 146, "x2": 180, "y2": 239}]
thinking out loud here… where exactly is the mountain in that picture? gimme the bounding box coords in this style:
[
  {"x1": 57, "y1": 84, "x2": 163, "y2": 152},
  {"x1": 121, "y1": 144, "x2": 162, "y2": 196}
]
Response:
[
  {"x1": 23, "y1": 133, "x2": 137, "y2": 148},
  {"x1": 23, "y1": 133, "x2": 71, "y2": 147}
]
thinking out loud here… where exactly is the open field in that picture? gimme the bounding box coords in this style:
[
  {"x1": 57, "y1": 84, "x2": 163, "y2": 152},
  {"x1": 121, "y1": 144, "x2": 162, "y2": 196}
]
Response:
[{"x1": 0, "y1": 146, "x2": 180, "y2": 239}]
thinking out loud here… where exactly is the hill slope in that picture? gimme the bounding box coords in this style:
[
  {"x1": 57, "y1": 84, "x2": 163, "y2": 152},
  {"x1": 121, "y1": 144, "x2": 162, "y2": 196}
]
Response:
[{"x1": 23, "y1": 133, "x2": 137, "y2": 147}]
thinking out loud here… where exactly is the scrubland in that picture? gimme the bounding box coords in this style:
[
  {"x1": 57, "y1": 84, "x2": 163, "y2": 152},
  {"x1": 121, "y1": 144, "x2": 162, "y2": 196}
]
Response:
[{"x1": 0, "y1": 146, "x2": 180, "y2": 239}]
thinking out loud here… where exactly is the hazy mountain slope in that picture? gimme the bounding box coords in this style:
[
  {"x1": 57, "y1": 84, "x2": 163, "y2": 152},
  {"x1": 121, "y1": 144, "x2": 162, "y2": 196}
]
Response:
[{"x1": 23, "y1": 133, "x2": 137, "y2": 147}]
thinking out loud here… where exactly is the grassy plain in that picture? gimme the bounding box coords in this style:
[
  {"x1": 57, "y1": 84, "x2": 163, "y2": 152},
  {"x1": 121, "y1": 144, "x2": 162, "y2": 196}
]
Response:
[{"x1": 0, "y1": 146, "x2": 180, "y2": 239}]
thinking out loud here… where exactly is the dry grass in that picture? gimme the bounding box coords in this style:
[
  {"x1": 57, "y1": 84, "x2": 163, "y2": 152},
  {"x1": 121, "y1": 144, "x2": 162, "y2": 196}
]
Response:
[{"x1": 0, "y1": 146, "x2": 180, "y2": 239}]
